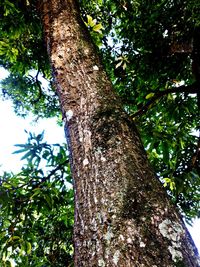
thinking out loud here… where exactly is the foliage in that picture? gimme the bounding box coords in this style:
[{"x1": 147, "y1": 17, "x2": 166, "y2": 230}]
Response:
[
  {"x1": 0, "y1": 132, "x2": 74, "y2": 266},
  {"x1": 0, "y1": 0, "x2": 200, "y2": 264},
  {"x1": 1, "y1": 73, "x2": 60, "y2": 118},
  {"x1": 0, "y1": 0, "x2": 60, "y2": 118}
]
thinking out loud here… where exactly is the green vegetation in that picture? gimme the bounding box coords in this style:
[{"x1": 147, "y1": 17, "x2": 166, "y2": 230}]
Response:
[
  {"x1": 0, "y1": 0, "x2": 199, "y2": 265},
  {"x1": 0, "y1": 132, "x2": 73, "y2": 266}
]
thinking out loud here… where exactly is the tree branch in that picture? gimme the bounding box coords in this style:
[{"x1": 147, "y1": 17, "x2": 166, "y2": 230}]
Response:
[
  {"x1": 30, "y1": 66, "x2": 43, "y2": 104},
  {"x1": 131, "y1": 83, "x2": 199, "y2": 118},
  {"x1": 40, "y1": 159, "x2": 69, "y2": 185}
]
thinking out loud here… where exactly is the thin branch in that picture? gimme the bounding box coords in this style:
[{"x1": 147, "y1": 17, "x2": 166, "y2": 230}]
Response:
[
  {"x1": 131, "y1": 83, "x2": 199, "y2": 118},
  {"x1": 31, "y1": 68, "x2": 43, "y2": 104},
  {"x1": 5, "y1": 159, "x2": 69, "y2": 191},
  {"x1": 40, "y1": 159, "x2": 69, "y2": 184}
]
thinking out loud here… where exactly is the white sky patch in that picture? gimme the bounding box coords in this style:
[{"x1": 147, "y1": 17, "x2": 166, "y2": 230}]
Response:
[
  {"x1": 186, "y1": 219, "x2": 200, "y2": 254},
  {"x1": 0, "y1": 67, "x2": 65, "y2": 173},
  {"x1": 0, "y1": 102, "x2": 65, "y2": 173}
]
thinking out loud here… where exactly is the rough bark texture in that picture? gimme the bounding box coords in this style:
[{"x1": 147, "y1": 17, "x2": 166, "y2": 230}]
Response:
[{"x1": 39, "y1": 0, "x2": 200, "y2": 266}]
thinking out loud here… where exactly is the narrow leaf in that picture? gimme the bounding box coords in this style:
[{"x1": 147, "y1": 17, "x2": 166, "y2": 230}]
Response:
[
  {"x1": 145, "y1": 93, "x2": 155, "y2": 99},
  {"x1": 93, "y1": 23, "x2": 103, "y2": 33}
]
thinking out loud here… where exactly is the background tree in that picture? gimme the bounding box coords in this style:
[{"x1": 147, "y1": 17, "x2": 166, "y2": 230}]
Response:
[{"x1": 0, "y1": 0, "x2": 199, "y2": 266}]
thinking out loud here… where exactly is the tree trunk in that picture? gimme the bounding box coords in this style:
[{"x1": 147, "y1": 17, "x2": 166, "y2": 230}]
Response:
[{"x1": 39, "y1": 0, "x2": 200, "y2": 266}]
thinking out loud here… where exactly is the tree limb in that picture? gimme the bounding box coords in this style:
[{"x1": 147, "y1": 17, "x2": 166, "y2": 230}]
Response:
[{"x1": 131, "y1": 83, "x2": 199, "y2": 118}]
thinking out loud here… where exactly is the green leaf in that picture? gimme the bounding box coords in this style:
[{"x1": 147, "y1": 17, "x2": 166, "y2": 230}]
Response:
[
  {"x1": 115, "y1": 61, "x2": 123, "y2": 69},
  {"x1": 93, "y1": 23, "x2": 103, "y2": 33},
  {"x1": 2, "y1": 182, "x2": 12, "y2": 189},
  {"x1": 36, "y1": 131, "x2": 44, "y2": 142},
  {"x1": 86, "y1": 15, "x2": 96, "y2": 27},
  {"x1": 12, "y1": 148, "x2": 29, "y2": 154},
  {"x1": 163, "y1": 178, "x2": 176, "y2": 191},
  {"x1": 0, "y1": 231, "x2": 7, "y2": 239},
  {"x1": 145, "y1": 93, "x2": 155, "y2": 99},
  {"x1": 30, "y1": 188, "x2": 41, "y2": 199},
  {"x1": 20, "y1": 151, "x2": 33, "y2": 160},
  {"x1": 7, "y1": 235, "x2": 21, "y2": 243},
  {"x1": 14, "y1": 144, "x2": 28, "y2": 148},
  {"x1": 25, "y1": 241, "x2": 32, "y2": 255},
  {"x1": 11, "y1": 236, "x2": 21, "y2": 241},
  {"x1": 44, "y1": 194, "x2": 53, "y2": 208}
]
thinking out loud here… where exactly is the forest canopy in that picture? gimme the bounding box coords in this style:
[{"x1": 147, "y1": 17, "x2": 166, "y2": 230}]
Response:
[{"x1": 0, "y1": 0, "x2": 199, "y2": 266}]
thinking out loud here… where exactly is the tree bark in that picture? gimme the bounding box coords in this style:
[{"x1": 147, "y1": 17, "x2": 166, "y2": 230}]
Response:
[{"x1": 39, "y1": 0, "x2": 200, "y2": 266}]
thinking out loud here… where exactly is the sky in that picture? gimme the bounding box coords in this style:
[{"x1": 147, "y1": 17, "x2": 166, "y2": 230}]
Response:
[
  {"x1": 0, "y1": 67, "x2": 66, "y2": 174},
  {"x1": 0, "y1": 100, "x2": 66, "y2": 173},
  {"x1": 0, "y1": 67, "x2": 199, "y2": 253}
]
